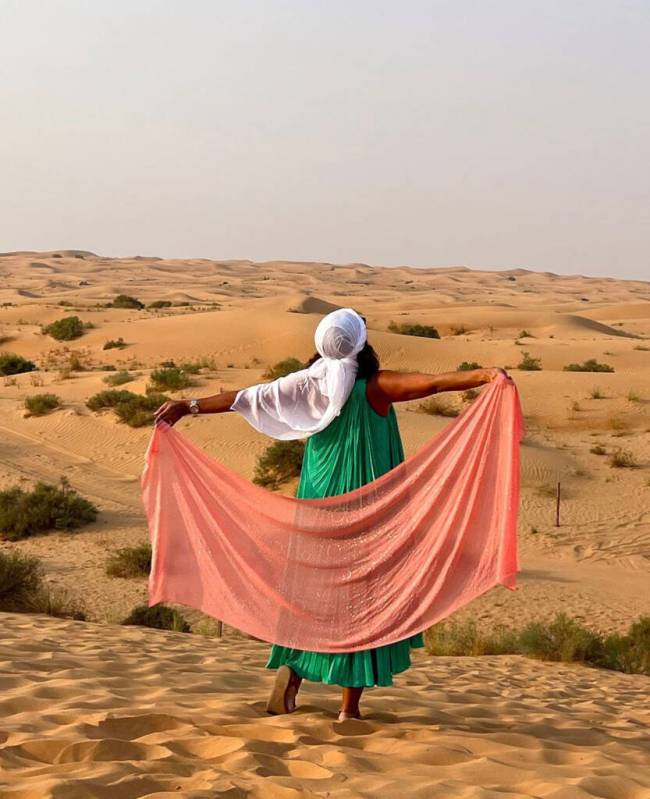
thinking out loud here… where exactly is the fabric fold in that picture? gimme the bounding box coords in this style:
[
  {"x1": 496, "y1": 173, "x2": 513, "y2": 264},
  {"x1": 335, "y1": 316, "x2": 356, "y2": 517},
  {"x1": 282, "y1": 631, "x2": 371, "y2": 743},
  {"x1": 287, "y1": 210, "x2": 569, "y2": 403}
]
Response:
[{"x1": 141, "y1": 373, "x2": 524, "y2": 652}]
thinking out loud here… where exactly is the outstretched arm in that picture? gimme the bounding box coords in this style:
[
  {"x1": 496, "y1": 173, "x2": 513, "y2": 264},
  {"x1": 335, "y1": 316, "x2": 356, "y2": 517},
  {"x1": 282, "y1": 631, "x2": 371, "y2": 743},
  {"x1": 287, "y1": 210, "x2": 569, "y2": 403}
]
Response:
[
  {"x1": 154, "y1": 388, "x2": 240, "y2": 427},
  {"x1": 367, "y1": 367, "x2": 508, "y2": 412}
]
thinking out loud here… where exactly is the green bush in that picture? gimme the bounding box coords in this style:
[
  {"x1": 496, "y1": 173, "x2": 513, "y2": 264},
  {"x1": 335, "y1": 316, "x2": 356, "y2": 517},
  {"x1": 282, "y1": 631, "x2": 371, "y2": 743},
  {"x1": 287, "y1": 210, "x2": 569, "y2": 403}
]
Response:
[
  {"x1": 115, "y1": 392, "x2": 169, "y2": 427},
  {"x1": 148, "y1": 300, "x2": 172, "y2": 309},
  {"x1": 0, "y1": 352, "x2": 37, "y2": 376},
  {"x1": 563, "y1": 359, "x2": 615, "y2": 373},
  {"x1": 148, "y1": 366, "x2": 194, "y2": 391},
  {"x1": 24, "y1": 393, "x2": 60, "y2": 417},
  {"x1": 263, "y1": 358, "x2": 305, "y2": 380},
  {"x1": 388, "y1": 321, "x2": 440, "y2": 339},
  {"x1": 43, "y1": 315, "x2": 84, "y2": 341},
  {"x1": 103, "y1": 337, "x2": 126, "y2": 350},
  {"x1": 86, "y1": 388, "x2": 168, "y2": 427},
  {"x1": 122, "y1": 603, "x2": 190, "y2": 632},
  {"x1": 87, "y1": 389, "x2": 137, "y2": 411},
  {"x1": 110, "y1": 294, "x2": 144, "y2": 309},
  {"x1": 0, "y1": 550, "x2": 86, "y2": 619},
  {"x1": 0, "y1": 550, "x2": 42, "y2": 611},
  {"x1": 517, "y1": 351, "x2": 542, "y2": 371},
  {"x1": 418, "y1": 397, "x2": 459, "y2": 417},
  {"x1": 253, "y1": 440, "x2": 305, "y2": 490},
  {"x1": 600, "y1": 617, "x2": 650, "y2": 675},
  {"x1": 103, "y1": 370, "x2": 134, "y2": 386},
  {"x1": 425, "y1": 619, "x2": 519, "y2": 656},
  {"x1": 425, "y1": 612, "x2": 650, "y2": 676},
  {"x1": 518, "y1": 614, "x2": 605, "y2": 663},
  {"x1": 106, "y1": 543, "x2": 152, "y2": 578},
  {"x1": 0, "y1": 477, "x2": 98, "y2": 541},
  {"x1": 457, "y1": 361, "x2": 482, "y2": 371}
]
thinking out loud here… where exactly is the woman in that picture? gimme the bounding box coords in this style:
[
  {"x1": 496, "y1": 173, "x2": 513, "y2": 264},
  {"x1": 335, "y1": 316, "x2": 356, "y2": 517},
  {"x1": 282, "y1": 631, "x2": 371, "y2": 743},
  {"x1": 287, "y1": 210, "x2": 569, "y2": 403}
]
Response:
[{"x1": 154, "y1": 308, "x2": 508, "y2": 721}]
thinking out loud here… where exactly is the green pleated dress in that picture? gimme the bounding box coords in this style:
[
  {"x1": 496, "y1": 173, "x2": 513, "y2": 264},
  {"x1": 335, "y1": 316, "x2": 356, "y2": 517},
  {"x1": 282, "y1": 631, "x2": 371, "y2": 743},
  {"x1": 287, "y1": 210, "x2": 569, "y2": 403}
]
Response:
[{"x1": 265, "y1": 377, "x2": 425, "y2": 688}]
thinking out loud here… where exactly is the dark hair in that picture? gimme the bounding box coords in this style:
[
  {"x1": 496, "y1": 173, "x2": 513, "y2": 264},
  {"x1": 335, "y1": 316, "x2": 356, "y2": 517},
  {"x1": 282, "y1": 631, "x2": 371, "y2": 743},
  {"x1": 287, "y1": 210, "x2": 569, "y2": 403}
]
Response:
[{"x1": 306, "y1": 341, "x2": 380, "y2": 380}]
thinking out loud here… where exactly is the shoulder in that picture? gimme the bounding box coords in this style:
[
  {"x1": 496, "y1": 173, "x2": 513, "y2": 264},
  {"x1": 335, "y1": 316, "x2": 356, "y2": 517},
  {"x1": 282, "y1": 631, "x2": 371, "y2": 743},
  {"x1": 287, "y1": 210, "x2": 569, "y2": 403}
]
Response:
[{"x1": 365, "y1": 370, "x2": 394, "y2": 416}]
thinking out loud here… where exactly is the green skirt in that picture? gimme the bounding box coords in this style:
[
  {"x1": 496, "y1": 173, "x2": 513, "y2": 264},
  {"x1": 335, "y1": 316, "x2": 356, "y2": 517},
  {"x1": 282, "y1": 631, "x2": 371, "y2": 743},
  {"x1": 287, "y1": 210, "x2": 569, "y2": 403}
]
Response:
[{"x1": 265, "y1": 633, "x2": 425, "y2": 688}]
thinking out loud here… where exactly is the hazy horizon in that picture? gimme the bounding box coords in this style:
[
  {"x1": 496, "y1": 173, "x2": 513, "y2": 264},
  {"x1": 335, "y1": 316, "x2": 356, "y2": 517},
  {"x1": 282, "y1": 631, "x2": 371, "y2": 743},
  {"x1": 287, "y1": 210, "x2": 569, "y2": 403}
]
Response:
[{"x1": 2, "y1": 1, "x2": 649, "y2": 281}]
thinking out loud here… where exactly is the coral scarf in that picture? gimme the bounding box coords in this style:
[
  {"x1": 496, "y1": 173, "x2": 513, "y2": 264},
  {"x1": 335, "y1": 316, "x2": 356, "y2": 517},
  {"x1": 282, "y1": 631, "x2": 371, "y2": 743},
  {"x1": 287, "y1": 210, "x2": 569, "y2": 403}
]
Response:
[{"x1": 141, "y1": 373, "x2": 524, "y2": 652}]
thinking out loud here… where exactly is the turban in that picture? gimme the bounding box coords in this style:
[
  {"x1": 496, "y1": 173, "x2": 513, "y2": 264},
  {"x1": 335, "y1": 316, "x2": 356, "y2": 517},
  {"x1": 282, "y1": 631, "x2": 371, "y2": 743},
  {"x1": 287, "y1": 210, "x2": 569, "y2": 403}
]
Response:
[{"x1": 230, "y1": 308, "x2": 367, "y2": 440}]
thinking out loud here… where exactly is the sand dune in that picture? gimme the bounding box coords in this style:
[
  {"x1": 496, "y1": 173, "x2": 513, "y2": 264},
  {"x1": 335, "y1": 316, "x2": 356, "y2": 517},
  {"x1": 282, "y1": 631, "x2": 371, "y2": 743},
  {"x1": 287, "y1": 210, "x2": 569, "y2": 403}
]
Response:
[
  {"x1": 1, "y1": 252, "x2": 649, "y2": 797},
  {"x1": 1, "y1": 611, "x2": 649, "y2": 799}
]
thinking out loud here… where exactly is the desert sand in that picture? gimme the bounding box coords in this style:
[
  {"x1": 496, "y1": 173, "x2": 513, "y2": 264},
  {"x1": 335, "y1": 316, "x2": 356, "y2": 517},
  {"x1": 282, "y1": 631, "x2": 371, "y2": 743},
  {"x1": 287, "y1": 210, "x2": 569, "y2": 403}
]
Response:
[{"x1": 1, "y1": 250, "x2": 649, "y2": 797}]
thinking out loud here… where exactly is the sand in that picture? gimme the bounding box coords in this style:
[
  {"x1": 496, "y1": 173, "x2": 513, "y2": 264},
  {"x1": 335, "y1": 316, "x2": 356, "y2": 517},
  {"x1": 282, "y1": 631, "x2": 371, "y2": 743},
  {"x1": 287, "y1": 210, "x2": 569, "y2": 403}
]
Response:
[
  {"x1": 1, "y1": 250, "x2": 649, "y2": 796},
  {"x1": 1, "y1": 611, "x2": 649, "y2": 799}
]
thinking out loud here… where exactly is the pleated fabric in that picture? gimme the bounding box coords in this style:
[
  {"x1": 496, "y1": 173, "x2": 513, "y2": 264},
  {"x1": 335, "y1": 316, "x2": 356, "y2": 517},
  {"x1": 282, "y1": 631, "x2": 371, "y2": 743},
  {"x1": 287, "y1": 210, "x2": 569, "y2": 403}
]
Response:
[{"x1": 266, "y1": 378, "x2": 425, "y2": 687}]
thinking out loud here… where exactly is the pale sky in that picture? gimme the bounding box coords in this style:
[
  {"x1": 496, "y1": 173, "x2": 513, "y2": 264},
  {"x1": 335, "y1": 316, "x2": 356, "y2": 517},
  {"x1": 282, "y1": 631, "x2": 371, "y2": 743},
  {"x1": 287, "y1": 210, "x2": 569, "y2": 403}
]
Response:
[{"x1": 1, "y1": 1, "x2": 648, "y2": 280}]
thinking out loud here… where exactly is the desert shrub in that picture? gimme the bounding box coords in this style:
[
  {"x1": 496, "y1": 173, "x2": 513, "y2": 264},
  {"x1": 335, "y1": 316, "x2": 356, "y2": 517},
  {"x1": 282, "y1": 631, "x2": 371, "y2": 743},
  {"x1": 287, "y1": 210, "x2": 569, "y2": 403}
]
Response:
[
  {"x1": 24, "y1": 393, "x2": 60, "y2": 417},
  {"x1": 263, "y1": 358, "x2": 305, "y2": 380},
  {"x1": 148, "y1": 366, "x2": 194, "y2": 391},
  {"x1": 518, "y1": 614, "x2": 605, "y2": 664},
  {"x1": 388, "y1": 321, "x2": 440, "y2": 339},
  {"x1": 590, "y1": 386, "x2": 604, "y2": 399},
  {"x1": 179, "y1": 359, "x2": 212, "y2": 374},
  {"x1": 122, "y1": 603, "x2": 190, "y2": 632},
  {"x1": 103, "y1": 370, "x2": 134, "y2": 386},
  {"x1": 103, "y1": 337, "x2": 126, "y2": 350},
  {"x1": 43, "y1": 315, "x2": 84, "y2": 341},
  {"x1": 42, "y1": 346, "x2": 92, "y2": 373},
  {"x1": 517, "y1": 351, "x2": 542, "y2": 371},
  {"x1": 418, "y1": 397, "x2": 459, "y2": 417},
  {"x1": 0, "y1": 550, "x2": 42, "y2": 611},
  {"x1": 425, "y1": 619, "x2": 519, "y2": 656},
  {"x1": 0, "y1": 334, "x2": 14, "y2": 345},
  {"x1": 0, "y1": 477, "x2": 98, "y2": 541},
  {"x1": 608, "y1": 448, "x2": 638, "y2": 468},
  {"x1": 110, "y1": 294, "x2": 144, "y2": 309},
  {"x1": 36, "y1": 586, "x2": 86, "y2": 620},
  {"x1": 570, "y1": 400, "x2": 581, "y2": 413},
  {"x1": 115, "y1": 392, "x2": 169, "y2": 427},
  {"x1": 590, "y1": 445, "x2": 607, "y2": 455},
  {"x1": 457, "y1": 361, "x2": 482, "y2": 371},
  {"x1": 518, "y1": 330, "x2": 534, "y2": 338},
  {"x1": 253, "y1": 440, "x2": 305, "y2": 490},
  {"x1": 563, "y1": 359, "x2": 614, "y2": 373},
  {"x1": 600, "y1": 617, "x2": 650, "y2": 675},
  {"x1": 627, "y1": 389, "x2": 641, "y2": 403},
  {"x1": 148, "y1": 300, "x2": 172, "y2": 308},
  {"x1": 633, "y1": 344, "x2": 650, "y2": 352},
  {"x1": 87, "y1": 390, "x2": 168, "y2": 427},
  {"x1": 450, "y1": 324, "x2": 467, "y2": 336},
  {"x1": 87, "y1": 389, "x2": 137, "y2": 411},
  {"x1": 0, "y1": 352, "x2": 37, "y2": 375},
  {"x1": 462, "y1": 389, "x2": 479, "y2": 402},
  {"x1": 106, "y1": 543, "x2": 152, "y2": 578}
]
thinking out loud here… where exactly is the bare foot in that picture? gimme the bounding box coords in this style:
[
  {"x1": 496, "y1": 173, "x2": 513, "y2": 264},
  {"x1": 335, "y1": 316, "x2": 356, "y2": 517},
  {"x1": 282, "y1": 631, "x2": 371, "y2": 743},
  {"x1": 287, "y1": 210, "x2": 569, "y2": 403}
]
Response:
[
  {"x1": 266, "y1": 665, "x2": 302, "y2": 715},
  {"x1": 337, "y1": 709, "x2": 363, "y2": 721}
]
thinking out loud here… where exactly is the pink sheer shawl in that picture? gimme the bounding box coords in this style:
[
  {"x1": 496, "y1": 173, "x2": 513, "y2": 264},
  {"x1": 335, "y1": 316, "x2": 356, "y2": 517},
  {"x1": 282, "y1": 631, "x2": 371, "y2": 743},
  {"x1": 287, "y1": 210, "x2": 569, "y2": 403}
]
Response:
[{"x1": 141, "y1": 373, "x2": 524, "y2": 652}]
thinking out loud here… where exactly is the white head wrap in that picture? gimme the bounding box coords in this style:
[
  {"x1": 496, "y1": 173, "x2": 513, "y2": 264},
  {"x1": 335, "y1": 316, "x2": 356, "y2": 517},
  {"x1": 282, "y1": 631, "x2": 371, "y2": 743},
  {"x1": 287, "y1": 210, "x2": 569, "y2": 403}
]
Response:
[{"x1": 230, "y1": 308, "x2": 367, "y2": 440}]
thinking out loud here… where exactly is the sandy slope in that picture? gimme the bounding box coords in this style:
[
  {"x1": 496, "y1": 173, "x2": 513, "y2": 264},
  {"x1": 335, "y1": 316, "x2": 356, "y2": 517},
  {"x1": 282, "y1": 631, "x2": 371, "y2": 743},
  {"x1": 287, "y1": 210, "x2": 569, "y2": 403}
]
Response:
[
  {"x1": 1, "y1": 251, "x2": 650, "y2": 797},
  {"x1": 1, "y1": 611, "x2": 649, "y2": 799}
]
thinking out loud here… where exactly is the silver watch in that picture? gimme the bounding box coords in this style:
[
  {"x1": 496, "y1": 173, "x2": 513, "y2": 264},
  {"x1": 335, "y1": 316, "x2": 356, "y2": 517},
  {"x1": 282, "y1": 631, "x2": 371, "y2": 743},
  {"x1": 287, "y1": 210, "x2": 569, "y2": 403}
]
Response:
[{"x1": 188, "y1": 399, "x2": 200, "y2": 414}]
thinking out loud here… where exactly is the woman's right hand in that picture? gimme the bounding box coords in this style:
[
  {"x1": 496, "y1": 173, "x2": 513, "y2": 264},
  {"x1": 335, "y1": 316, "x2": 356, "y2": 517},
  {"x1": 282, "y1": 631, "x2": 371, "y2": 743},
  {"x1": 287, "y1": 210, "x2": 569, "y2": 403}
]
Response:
[
  {"x1": 154, "y1": 399, "x2": 190, "y2": 427},
  {"x1": 484, "y1": 367, "x2": 511, "y2": 383}
]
